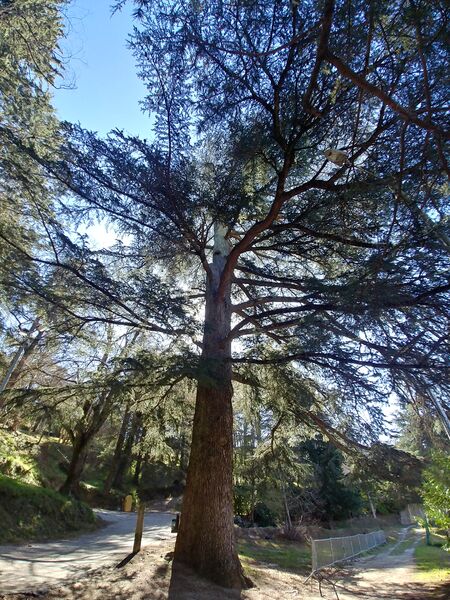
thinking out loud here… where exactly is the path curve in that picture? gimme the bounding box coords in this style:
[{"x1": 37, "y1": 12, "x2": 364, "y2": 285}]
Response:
[{"x1": 0, "y1": 509, "x2": 174, "y2": 594}]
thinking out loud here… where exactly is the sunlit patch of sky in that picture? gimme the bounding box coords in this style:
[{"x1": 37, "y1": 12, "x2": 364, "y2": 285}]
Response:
[
  {"x1": 53, "y1": 1, "x2": 146, "y2": 249},
  {"x1": 77, "y1": 220, "x2": 133, "y2": 250},
  {"x1": 54, "y1": 0, "x2": 150, "y2": 137}
]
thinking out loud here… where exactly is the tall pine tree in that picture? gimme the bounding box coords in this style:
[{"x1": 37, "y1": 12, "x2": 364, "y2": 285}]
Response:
[{"x1": 12, "y1": 0, "x2": 449, "y2": 587}]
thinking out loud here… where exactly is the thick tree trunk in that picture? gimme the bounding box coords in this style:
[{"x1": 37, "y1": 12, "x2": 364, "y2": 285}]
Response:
[
  {"x1": 174, "y1": 225, "x2": 248, "y2": 588},
  {"x1": 59, "y1": 432, "x2": 90, "y2": 496}
]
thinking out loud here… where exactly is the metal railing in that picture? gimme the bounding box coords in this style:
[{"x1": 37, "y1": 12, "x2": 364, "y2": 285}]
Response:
[{"x1": 311, "y1": 529, "x2": 386, "y2": 572}]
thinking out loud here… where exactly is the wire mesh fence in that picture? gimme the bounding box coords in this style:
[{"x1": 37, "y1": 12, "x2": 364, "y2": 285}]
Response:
[{"x1": 311, "y1": 529, "x2": 386, "y2": 572}]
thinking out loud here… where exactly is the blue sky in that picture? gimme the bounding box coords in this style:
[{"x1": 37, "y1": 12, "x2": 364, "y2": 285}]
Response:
[{"x1": 54, "y1": 0, "x2": 150, "y2": 137}]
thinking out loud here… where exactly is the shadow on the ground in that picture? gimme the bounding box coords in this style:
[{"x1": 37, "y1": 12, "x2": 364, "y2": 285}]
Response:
[
  {"x1": 314, "y1": 563, "x2": 450, "y2": 600},
  {"x1": 167, "y1": 560, "x2": 242, "y2": 600},
  {"x1": 321, "y1": 572, "x2": 450, "y2": 600},
  {"x1": 426, "y1": 581, "x2": 450, "y2": 599},
  {"x1": 333, "y1": 582, "x2": 449, "y2": 599},
  {"x1": 115, "y1": 551, "x2": 137, "y2": 568}
]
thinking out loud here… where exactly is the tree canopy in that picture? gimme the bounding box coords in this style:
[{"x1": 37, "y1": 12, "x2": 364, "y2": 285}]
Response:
[{"x1": 0, "y1": 0, "x2": 448, "y2": 590}]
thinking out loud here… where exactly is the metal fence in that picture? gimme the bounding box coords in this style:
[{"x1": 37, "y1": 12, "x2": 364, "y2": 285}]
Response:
[{"x1": 311, "y1": 530, "x2": 386, "y2": 571}]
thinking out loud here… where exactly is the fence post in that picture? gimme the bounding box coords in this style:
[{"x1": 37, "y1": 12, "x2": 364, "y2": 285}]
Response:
[
  {"x1": 133, "y1": 502, "x2": 145, "y2": 554},
  {"x1": 312, "y1": 539, "x2": 317, "y2": 571}
]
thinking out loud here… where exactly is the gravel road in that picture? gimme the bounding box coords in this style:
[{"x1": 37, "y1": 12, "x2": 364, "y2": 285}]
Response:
[{"x1": 0, "y1": 509, "x2": 174, "y2": 594}]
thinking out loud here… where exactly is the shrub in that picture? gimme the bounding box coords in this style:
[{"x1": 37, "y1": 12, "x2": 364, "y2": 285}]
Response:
[{"x1": 0, "y1": 474, "x2": 96, "y2": 543}]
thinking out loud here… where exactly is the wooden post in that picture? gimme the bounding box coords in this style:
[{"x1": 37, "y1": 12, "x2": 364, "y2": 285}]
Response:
[
  {"x1": 133, "y1": 503, "x2": 145, "y2": 553},
  {"x1": 171, "y1": 513, "x2": 180, "y2": 533},
  {"x1": 123, "y1": 494, "x2": 133, "y2": 512},
  {"x1": 424, "y1": 515, "x2": 431, "y2": 546}
]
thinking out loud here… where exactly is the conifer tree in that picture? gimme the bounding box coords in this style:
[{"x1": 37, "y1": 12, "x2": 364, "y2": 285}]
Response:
[{"x1": 14, "y1": 0, "x2": 449, "y2": 587}]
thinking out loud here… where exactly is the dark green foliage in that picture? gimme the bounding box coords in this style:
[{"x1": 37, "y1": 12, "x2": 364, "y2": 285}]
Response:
[
  {"x1": 234, "y1": 484, "x2": 254, "y2": 519},
  {"x1": 372, "y1": 484, "x2": 416, "y2": 515},
  {"x1": 137, "y1": 461, "x2": 185, "y2": 500},
  {"x1": 0, "y1": 474, "x2": 96, "y2": 543},
  {"x1": 421, "y1": 451, "x2": 450, "y2": 543},
  {"x1": 0, "y1": 0, "x2": 66, "y2": 310},
  {"x1": 234, "y1": 483, "x2": 278, "y2": 526},
  {"x1": 252, "y1": 502, "x2": 278, "y2": 527},
  {"x1": 350, "y1": 442, "x2": 424, "y2": 514},
  {"x1": 300, "y1": 438, "x2": 362, "y2": 521}
]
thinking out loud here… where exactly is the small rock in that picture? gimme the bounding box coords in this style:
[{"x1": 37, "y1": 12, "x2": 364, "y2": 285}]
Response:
[{"x1": 72, "y1": 582, "x2": 83, "y2": 590}]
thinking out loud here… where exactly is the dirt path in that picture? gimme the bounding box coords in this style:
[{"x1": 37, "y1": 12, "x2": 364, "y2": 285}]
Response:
[
  {"x1": 1, "y1": 526, "x2": 447, "y2": 599},
  {"x1": 309, "y1": 527, "x2": 432, "y2": 599},
  {"x1": 0, "y1": 509, "x2": 174, "y2": 594}
]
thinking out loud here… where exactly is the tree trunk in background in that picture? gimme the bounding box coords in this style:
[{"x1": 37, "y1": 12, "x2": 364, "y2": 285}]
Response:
[
  {"x1": 367, "y1": 492, "x2": 377, "y2": 519},
  {"x1": 112, "y1": 412, "x2": 140, "y2": 490},
  {"x1": 59, "y1": 389, "x2": 116, "y2": 497},
  {"x1": 103, "y1": 405, "x2": 131, "y2": 494},
  {"x1": 0, "y1": 319, "x2": 42, "y2": 405},
  {"x1": 133, "y1": 453, "x2": 143, "y2": 486},
  {"x1": 59, "y1": 432, "x2": 90, "y2": 496},
  {"x1": 174, "y1": 225, "x2": 248, "y2": 588},
  {"x1": 283, "y1": 485, "x2": 292, "y2": 530},
  {"x1": 4, "y1": 331, "x2": 43, "y2": 390},
  {"x1": 132, "y1": 424, "x2": 147, "y2": 486}
]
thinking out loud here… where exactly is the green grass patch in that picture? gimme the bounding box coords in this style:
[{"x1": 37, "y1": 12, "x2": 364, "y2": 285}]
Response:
[
  {"x1": 414, "y1": 534, "x2": 450, "y2": 583},
  {"x1": 0, "y1": 429, "x2": 40, "y2": 485},
  {"x1": 0, "y1": 428, "x2": 68, "y2": 488},
  {"x1": 238, "y1": 539, "x2": 311, "y2": 573},
  {"x1": 390, "y1": 537, "x2": 417, "y2": 555},
  {"x1": 0, "y1": 474, "x2": 97, "y2": 544}
]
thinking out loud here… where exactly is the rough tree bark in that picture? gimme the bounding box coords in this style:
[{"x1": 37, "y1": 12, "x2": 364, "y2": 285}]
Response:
[{"x1": 174, "y1": 224, "x2": 249, "y2": 588}]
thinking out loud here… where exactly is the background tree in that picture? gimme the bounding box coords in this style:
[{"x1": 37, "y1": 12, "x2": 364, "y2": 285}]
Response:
[
  {"x1": 421, "y1": 451, "x2": 450, "y2": 548},
  {"x1": 0, "y1": 0, "x2": 66, "y2": 304},
  {"x1": 0, "y1": 0, "x2": 70, "y2": 414}
]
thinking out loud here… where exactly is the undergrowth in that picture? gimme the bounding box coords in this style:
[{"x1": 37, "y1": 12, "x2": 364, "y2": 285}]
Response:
[
  {"x1": 0, "y1": 474, "x2": 97, "y2": 543},
  {"x1": 238, "y1": 538, "x2": 311, "y2": 573}
]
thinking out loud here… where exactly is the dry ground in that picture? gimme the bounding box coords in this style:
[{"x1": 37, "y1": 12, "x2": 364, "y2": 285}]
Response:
[{"x1": 1, "y1": 532, "x2": 449, "y2": 600}]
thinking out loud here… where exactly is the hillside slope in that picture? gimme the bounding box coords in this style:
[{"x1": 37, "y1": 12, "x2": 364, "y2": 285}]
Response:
[{"x1": 0, "y1": 475, "x2": 97, "y2": 544}]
